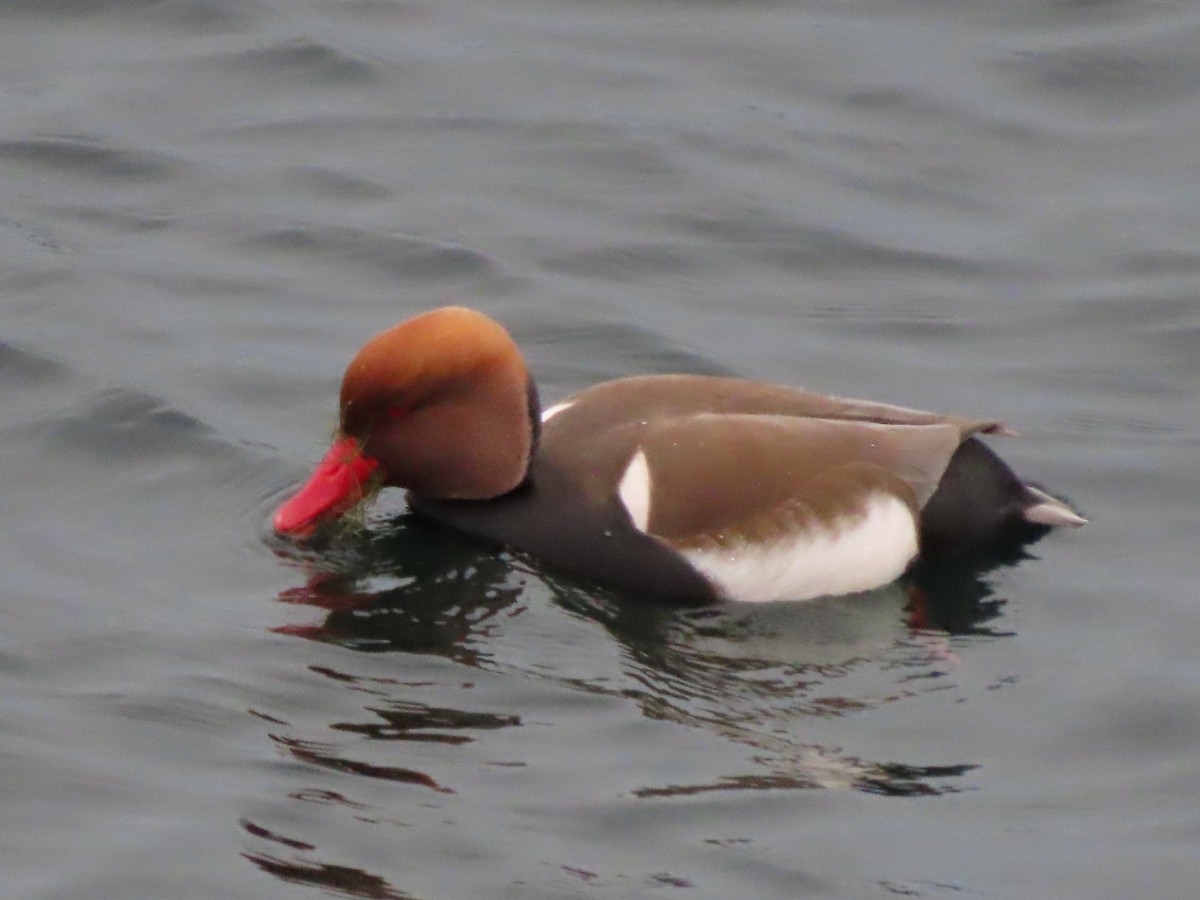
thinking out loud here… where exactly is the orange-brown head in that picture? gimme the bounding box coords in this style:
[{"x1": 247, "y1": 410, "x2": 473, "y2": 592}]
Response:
[{"x1": 273, "y1": 307, "x2": 539, "y2": 537}]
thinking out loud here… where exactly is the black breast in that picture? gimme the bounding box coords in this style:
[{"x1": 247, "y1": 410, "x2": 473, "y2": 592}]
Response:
[{"x1": 408, "y1": 457, "x2": 718, "y2": 604}]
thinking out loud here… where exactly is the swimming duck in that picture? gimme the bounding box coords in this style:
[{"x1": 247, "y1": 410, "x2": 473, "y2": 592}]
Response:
[{"x1": 273, "y1": 306, "x2": 1084, "y2": 604}]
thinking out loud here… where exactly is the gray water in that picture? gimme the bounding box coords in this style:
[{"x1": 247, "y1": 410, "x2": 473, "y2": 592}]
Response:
[{"x1": 3, "y1": 1, "x2": 1198, "y2": 898}]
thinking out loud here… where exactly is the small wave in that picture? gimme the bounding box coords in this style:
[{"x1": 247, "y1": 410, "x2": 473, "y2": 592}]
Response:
[
  {"x1": 55, "y1": 205, "x2": 175, "y2": 234},
  {"x1": 238, "y1": 225, "x2": 495, "y2": 282},
  {"x1": 12, "y1": 378, "x2": 268, "y2": 478},
  {"x1": 283, "y1": 167, "x2": 394, "y2": 202},
  {"x1": 201, "y1": 37, "x2": 384, "y2": 86},
  {"x1": 659, "y1": 209, "x2": 998, "y2": 277},
  {"x1": 0, "y1": 0, "x2": 256, "y2": 33},
  {"x1": 28, "y1": 386, "x2": 227, "y2": 463},
  {"x1": 0, "y1": 341, "x2": 72, "y2": 388},
  {"x1": 0, "y1": 136, "x2": 181, "y2": 181},
  {"x1": 1001, "y1": 22, "x2": 1200, "y2": 108},
  {"x1": 537, "y1": 242, "x2": 700, "y2": 281},
  {"x1": 524, "y1": 316, "x2": 736, "y2": 380}
]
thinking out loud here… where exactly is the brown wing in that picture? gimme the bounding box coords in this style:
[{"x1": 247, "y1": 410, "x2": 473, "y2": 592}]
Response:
[
  {"x1": 542, "y1": 374, "x2": 1008, "y2": 445},
  {"x1": 615, "y1": 413, "x2": 964, "y2": 542}
]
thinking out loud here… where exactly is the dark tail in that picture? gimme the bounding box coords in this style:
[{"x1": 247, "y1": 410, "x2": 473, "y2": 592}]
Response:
[{"x1": 919, "y1": 437, "x2": 1085, "y2": 559}]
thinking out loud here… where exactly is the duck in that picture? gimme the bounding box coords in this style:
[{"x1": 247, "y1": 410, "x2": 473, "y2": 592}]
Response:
[{"x1": 273, "y1": 306, "x2": 1085, "y2": 604}]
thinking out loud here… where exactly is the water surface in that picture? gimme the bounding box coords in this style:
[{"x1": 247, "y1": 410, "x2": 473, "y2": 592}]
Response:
[{"x1": 2, "y1": 1, "x2": 1198, "y2": 897}]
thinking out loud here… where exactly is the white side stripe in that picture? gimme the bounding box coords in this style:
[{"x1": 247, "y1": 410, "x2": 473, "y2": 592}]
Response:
[
  {"x1": 540, "y1": 400, "x2": 576, "y2": 423},
  {"x1": 679, "y1": 493, "x2": 918, "y2": 603},
  {"x1": 617, "y1": 449, "x2": 652, "y2": 532}
]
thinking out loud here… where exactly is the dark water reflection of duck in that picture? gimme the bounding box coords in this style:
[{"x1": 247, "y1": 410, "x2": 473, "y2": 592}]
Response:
[{"x1": 267, "y1": 513, "x2": 1044, "y2": 800}]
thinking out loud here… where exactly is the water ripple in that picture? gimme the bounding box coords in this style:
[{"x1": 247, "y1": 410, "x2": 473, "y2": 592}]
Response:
[
  {"x1": 268, "y1": 517, "x2": 1012, "y2": 801},
  {"x1": 200, "y1": 37, "x2": 385, "y2": 86},
  {"x1": 657, "y1": 209, "x2": 1002, "y2": 277},
  {"x1": 1001, "y1": 20, "x2": 1200, "y2": 108},
  {"x1": 0, "y1": 135, "x2": 182, "y2": 180},
  {"x1": 237, "y1": 225, "x2": 495, "y2": 282},
  {"x1": 538, "y1": 242, "x2": 700, "y2": 281}
]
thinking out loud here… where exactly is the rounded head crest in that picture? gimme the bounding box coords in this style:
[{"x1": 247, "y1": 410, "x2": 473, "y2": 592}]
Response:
[{"x1": 339, "y1": 306, "x2": 526, "y2": 434}]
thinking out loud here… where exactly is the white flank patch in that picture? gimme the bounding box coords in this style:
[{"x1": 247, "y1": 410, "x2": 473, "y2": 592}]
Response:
[
  {"x1": 617, "y1": 449, "x2": 652, "y2": 532},
  {"x1": 540, "y1": 399, "x2": 576, "y2": 423},
  {"x1": 680, "y1": 493, "x2": 919, "y2": 603}
]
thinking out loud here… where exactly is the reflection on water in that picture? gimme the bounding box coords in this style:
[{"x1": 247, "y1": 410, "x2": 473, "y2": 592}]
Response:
[
  {"x1": 252, "y1": 499, "x2": 1064, "y2": 895},
  {"x1": 265, "y1": 511, "x2": 1028, "y2": 817},
  {"x1": 256, "y1": 509, "x2": 1032, "y2": 894},
  {"x1": 242, "y1": 785, "x2": 422, "y2": 900},
  {"x1": 243, "y1": 842, "x2": 416, "y2": 900},
  {"x1": 271, "y1": 519, "x2": 530, "y2": 665}
]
